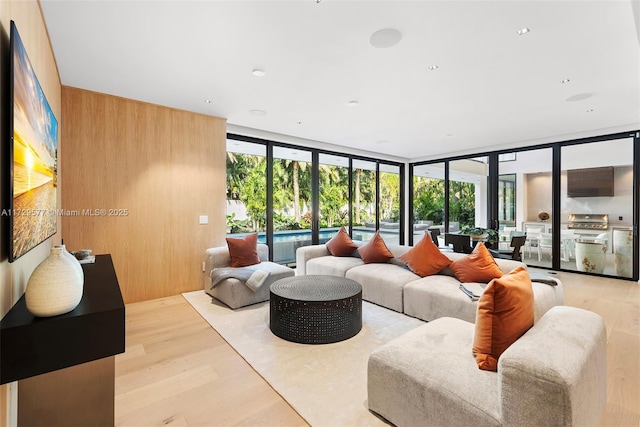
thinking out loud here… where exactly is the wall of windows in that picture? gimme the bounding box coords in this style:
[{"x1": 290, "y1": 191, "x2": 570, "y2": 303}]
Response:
[
  {"x1": 226, "y1": 130, "x2": 637, "y2": 280},
  {"x1": 226, "y1": 135, "x2": 404, "y2": 264},
  {"x1": 410, "y1": 131, "x2": 639, "y2": 281}
]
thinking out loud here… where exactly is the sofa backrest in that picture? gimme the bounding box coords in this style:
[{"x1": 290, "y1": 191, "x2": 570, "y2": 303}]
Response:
[{"x1": 498, "y1": 306, "x2": 606, "y2": 427}]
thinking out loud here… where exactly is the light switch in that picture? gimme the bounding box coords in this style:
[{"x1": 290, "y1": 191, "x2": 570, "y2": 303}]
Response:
[{"x1": 199, "y1": 215, "x2": 208, "y2": 225}]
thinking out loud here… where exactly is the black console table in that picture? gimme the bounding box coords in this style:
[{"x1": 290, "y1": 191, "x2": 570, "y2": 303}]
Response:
[{"x1": 0, "y1": 254, "x2": 125, "y2": 426}]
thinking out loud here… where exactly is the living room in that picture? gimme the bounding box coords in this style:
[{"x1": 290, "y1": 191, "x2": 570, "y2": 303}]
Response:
[{"x1": 1, "y1": 1, "x2": 639, "y2": 426}]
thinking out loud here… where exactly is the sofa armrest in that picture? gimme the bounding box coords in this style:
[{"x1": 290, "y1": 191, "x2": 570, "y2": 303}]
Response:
[
  {"x1": 499, "y1": 305, "x2": 606, "y2": 427},
  {"x1": 295, "y1": 244, "x2": 330, "y2": 276}
]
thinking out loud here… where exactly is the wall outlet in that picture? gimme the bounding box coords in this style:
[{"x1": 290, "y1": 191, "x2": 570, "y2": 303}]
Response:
[
  {"x1": 618, "y1": 216, "x2": 623, "y2": 221},
  {"x1": 199, "y1": 215, "x2": 208, "y2": 225},
  {"x1": 202, "y1": 261, "x2": 205, "y2": 272}
]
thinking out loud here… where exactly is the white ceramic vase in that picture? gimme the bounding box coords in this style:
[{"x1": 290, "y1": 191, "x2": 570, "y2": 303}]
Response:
[
  {"x1": 613, "y1": 229, "x2": 633, "y2": 277},
  {"x1": 25, "y1": 245, "x2": 85, "y2": 317}
]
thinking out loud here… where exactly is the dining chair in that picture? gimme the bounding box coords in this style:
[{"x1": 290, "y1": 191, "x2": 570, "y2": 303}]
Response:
[
  {"x1": 524, "y1": 225, "x2": 544, "y2": 257},
  {"x1": 489, "y1": 235, "x2": 527, "y2": 261},
  {"x1": 427, "y1": 228, "x2": 452, "y2": 251},
  {"x1": 498, "y1": 227, "x2": 517, "y2": 250},
  {"x1": 538, "y1": 233, "x2": 567, "y2": 261},
  {"x1": 444, "y1": 233, "x2": 473, "y2": 254}
]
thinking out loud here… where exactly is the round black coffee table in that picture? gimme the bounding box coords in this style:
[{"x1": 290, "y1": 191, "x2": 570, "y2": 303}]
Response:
[{"x1": 269, "y1": 275, "x2": 362, "y2": 344}]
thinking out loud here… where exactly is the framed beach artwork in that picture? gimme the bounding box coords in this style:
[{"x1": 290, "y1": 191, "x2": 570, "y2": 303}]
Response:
[{"x1": 9, "y1": 21, "x2": 59, "y2": 262}]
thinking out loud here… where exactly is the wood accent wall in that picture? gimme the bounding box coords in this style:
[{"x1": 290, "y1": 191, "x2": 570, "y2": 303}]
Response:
[{"x1": 61, "y1": 87, "x2": 227, "y2": 303}]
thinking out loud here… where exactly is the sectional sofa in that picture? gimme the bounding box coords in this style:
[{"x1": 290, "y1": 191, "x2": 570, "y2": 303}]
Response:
[{"x1": 296, "y1": 242, "x2": 564, "y2": 323}]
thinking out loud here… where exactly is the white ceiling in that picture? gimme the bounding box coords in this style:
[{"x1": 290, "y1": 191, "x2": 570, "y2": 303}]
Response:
[{"x1": 40, "y1": 0, "x2": 640, "y2": 162}]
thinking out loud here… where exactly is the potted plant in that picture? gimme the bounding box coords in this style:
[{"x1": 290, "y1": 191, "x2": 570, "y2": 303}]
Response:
[{"x1": 460, "y1": 226, "x2": 499, "y2": 249}]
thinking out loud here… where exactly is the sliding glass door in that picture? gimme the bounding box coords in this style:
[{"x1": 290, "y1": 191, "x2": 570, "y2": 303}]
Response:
[
  {"x1": 410, "y1": 131, "x2": 638, "y2": 281},
  {"x1": 412, "y1": 163, "x2": 445, "y2": 243},
  {"x1": 379, "y1": 164, "x2": 402, "y2": 245},
  {"x1": 449, "y1": 157, "x2": 489, "y2": 233},
  {"x1": 352, "y1": 160, "x2": 377, "y2": 243},
  {"x1": 561, "y1": 137, "x2": 635, "y2": 278},
  {"x1": 497, "y1": 148, "x2": 553, "y2": 268},
  {"x1": 318, "y1": 153, "x2": 350, "y2": 242},
  {"x1": 226, "y1": 134, "x2": 404, "y2": 265},
  {"x1": 225, "y1": 140, "x2": 266, "y2": 236},
  {"x1": 271, "y1": 147, "x2": 313, "y2": 264}
]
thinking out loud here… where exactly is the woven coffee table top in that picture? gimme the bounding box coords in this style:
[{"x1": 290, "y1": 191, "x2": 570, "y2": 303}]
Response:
[{"x1": 270, "y1": 275, "x2": 361, "y2": 301}]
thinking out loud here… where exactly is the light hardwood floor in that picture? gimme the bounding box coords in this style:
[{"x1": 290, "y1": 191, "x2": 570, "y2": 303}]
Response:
[{"x1": 115, "y1": 270, "x2": 639, "y2": 427}]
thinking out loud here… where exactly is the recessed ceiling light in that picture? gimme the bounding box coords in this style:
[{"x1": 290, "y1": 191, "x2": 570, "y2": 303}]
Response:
[
  {"x1": 445, "y1": 133, "x2": 454, "y2": 137},
  {"x1": 565, "y1": 93, "x2": 592, "y2": 102},
  {"x1": 252, "y1": 69, "x2": 266, "y2": 77},
  {"x1": 561, "y1": 79, "x2": 570, "y2": 84},
  {"x1": 369, "y1": 28, "x2": 402, "y2": 48},
  {"x1": 517, "y1": 27, "x2": 531, "y2": 35},
  {"x1": 347, "y1": 101, "x2": 359, "y2": 107},
  {"x1": 428, "y1": 65, "x2": 439, "y2": 71},
  {"x1": 204, "y1": 99, "x2": 212, "y2": 104},
  {"x1": 250, "y1": 109, "x2": 267, "y2": 116}
]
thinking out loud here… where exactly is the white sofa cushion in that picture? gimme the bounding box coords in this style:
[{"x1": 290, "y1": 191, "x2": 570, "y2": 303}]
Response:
[
  {"x1": 403, "y1": 275, "x2": 480, "y2": 323},
  {"x1": 404, "y1": 274, "x2": 564, "y2": 324},
  {"x1": 306, "y1": 255, "x2": 364, "y2": 277},
  {"x1": 345, "y1": 264, "x2": 419, "y2": 312}
]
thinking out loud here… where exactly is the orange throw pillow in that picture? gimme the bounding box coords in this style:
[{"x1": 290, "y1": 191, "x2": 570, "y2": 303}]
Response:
[
  {"x1": 226, "y1": 233, "x2": 260, "y2": 267},
  {"x1": 472, "y1": 265, "x2": 534, "y2": 371},
  {"x1": 449, "y1": 242, "x2": 504, "y2": 283},
  {"x1": 326, "y1": 226, "x2": 358, "y2": 256},
  {"x1": 398, "y1": 236, "x2": 452, "y2": 277},
  {"x1": 358, "y1": 231, "x2": 394, "y2": 264}
]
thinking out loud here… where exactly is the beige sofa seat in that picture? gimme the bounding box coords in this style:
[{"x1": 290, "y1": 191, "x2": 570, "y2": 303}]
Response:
[
  {"x1": 346, "y1": 264, "x2": 420, "y2": 312},
  {"x1": 306, "y1": 256, "x2": 365, "y2": 277},
  {"x1": 403, "y1": 274, "x2": 480, "y2": 323},
  {"x1": 204, "y1": 243, "x2": 294, "y2": 309},
  {"x1": 404, "y1": 274, "x2": 564, "y2": 323},
  {"x1": 368, "y1": 305, "x2": 606, "y2": 427}
]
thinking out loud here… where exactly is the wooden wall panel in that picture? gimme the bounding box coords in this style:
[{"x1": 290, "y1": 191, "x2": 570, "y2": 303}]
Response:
[
  {"x1": 61, "y1": 87, "x2": 226, "y2": 303},
  {"x1": 169, "y1": 109, "x2": 227, "y2": 297}
]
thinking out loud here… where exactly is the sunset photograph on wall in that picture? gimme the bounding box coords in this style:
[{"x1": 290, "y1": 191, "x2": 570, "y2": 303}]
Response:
[{"x1": 9, "y1": 21, "x2": 58, "y2": 262}]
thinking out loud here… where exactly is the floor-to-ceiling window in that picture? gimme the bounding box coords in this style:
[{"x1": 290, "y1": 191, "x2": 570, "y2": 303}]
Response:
[
  {"x1": 225, "y1": 139, "x2": 266, "y2": 236},
  {"x1": 498, "y1": 174, "x2": 516, "y2": 228},
  {"x1": 561, "y1": 137, "x2": 635, "y2": 278},
  {"x1": 412, "y1": 163, "x2": 445, "y2": 243},
  {"x1": 410, "y1": 131, "x2": 638, "y2": 281},
  {"x1": 272, "y1": 146, "x2": 313, "y2": 264},
  {"x1": 226, "y1": 135, "x2": 404, "y2": 264},
  {"x1": 352, "y1": 160, "x2": 377, "y2": 242},
  {"x1": 449, "y1": 157, "x2": 488, "y2": 232},
  {"x1": 498, "y1": 148, "x2": 553, "y2": 268},
  {"x1": 379, "y1": 164, "x2": 402, "y2": 245},
  {"x1": 318, "y1": 153, "x2": 350, "y2": 242}
]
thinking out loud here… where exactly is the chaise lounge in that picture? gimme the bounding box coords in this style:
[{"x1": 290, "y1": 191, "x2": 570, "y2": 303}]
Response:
[
  {"x1": 204, "y1": 243, "x2": 295, "y2": 309},
  {"x1": 368, "y1": 305, "x2": 607, "y2": 427}
]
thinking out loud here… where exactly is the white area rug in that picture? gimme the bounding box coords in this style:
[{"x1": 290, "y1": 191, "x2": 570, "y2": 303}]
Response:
[{"x1": 183, "y1": 290, "x2": 425, "y2": 427}]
